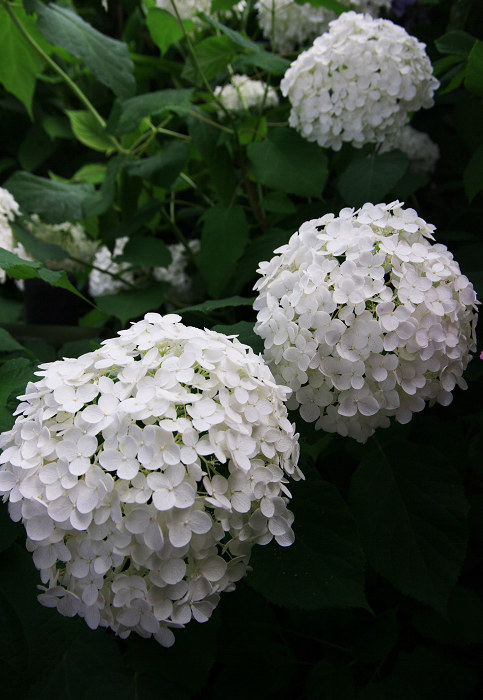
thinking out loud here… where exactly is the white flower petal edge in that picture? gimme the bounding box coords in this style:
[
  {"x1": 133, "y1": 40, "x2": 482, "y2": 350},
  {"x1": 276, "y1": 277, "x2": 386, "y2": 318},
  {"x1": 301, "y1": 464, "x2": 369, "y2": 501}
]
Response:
[
  {"x1": 281, "y1": 12, "x2": 439, "y2": 151},
  {"x1": 0, "y1": 314, "x2": 301, "y2": 645},
  {"x1": 253, "y1": 201, "x2": 478, "y2": 443}
]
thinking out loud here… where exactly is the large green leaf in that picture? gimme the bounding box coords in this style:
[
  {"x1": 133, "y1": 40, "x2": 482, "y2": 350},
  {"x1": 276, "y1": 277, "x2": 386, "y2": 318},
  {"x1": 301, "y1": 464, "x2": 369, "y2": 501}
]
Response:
[
  {"x1": 0, "y1": 6, "x2": 52, "y2": 118},
  {"x1": 65, "y1": 110, "x2": 114, "y2": 152},
  {"x1": 435, "y1": 30, "x2": 476, "y2": 56},
  {"x1": 465, "y1": 39, "x2": 483, "y2": 97},
  {"x1": 247, "y1": 128, "x2": 329, "y2": 197},
  {"x1": 146, "y1": 7, "x2": 194, "y2": 55},
  {"x1": 0, "y1": 357, "x2": 36, "y2": 407},
  {"x1": 338, "y1": 151, "x2": 409, "y2": 207},
  {"x1": 349, "y1": 441, "x2": 469, "y2": 613},
  {"x1": 120, "y1": 237, "x2": 172, "y2": 268},
  {"x1": 32, "y1": 1, "x2": 135, "y2": 99},
  {"x1": 180, "y1": 296, "x2": 254, "y2": 315},
  {"x1": 126, "y1": 142, "x2": 189, "y2": 187},
  {"x1": 0, "y1": 327, "x2": 27, "y2": 355},
  {"x1": 197, "y1": 206, "x2": 249, "y2": 298},
  {"x1": 182, "y1": 35, "x2": 240, "y2": 84},
  {"x1": 4, "y1": 173, "x2": 93, "y2": 224},
  {"x1": 248, "y1": 468, "x2": 368, "y2": 610},
  {"x1": 234, "y1": 228, "x2": 290, "y2": 289},
  {"x1": 95, "y1": 284, "x2": 167, "y2": 325},
  {"x1": 107, "y1": 89, "x2": 193, "y2": 135}
]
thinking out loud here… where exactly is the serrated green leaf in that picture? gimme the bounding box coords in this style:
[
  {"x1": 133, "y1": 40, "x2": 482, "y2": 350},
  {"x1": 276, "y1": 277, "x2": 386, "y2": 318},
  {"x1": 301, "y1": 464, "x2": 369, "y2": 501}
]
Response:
[
  {"x1": 33, "y1": 1, "x2": 135, "y2": 99},
  {"x1": 0, "y1": 357, "x2": 36, "y2": 406},
  {"x1": 247, "y1": 128, "x2": 328, "y2": 197},
  {"x1": 146, "y1": 8, "x2": 194, "y2": 55},
  {"x1": 338, "y1": 151, "x2": 409, "y2": 207},
  {"x1": 199, "y1": 13, "x2": 259, "y2": 52},
  {"x1": 349, "y1": 441, "x2": 469, "y2": 613},
  {"x1": 4, "y1": 173, "x2": 94, "y2": 224},
  {"x1": 197, "y1": 206, "x2": 249, "y2": 297},
  {"x1": 0, "y1": 328, "x2": 27, "y2": 354},
  {"x1": 465, "y1": 40, "x2": 483, "y2": 97},
  {"x1": 180, "y1": 296, "x2": 254, "y2": 314},
  {"x1": 120, "y1": 237, "x2": 172, "y2": 268},
  {"x1": 95, "y1": 284, "x2": 167, "y2": 325},
  {"x1": 11, "y1": 221, "x2": 68, "y2": 264},
  {"x1": 248, "y1": 468, "x2": 368, "y2": 610},
  {"x1": 435, "y1": 30, "x2": 476, "y2": 56},
  {"x1": 182, "y1": 35, "x2": 240, "y2": 84},
  {"x1": 240, "y1": 50, "x2": 290, "y2": 74},
  {"x1": 463, "y1": 143, "x2": 483, "y2": 201},
  {"x1": 65, "y1": 110, "x2": 114, "y2": 152},
  {"x1": 0, "y1": 6, "x2": 52, "y2": 118},
  {"x1": 107, "y1": 89, "x2": 193, "y2": 135}
]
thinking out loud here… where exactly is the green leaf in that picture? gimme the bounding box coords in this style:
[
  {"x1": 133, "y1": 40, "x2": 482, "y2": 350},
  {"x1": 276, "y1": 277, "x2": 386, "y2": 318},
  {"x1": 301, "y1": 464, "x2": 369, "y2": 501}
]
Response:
[
  {"x1": 197, "y1": 206, "x2": 249, "y2": 297},
  {"x1": 0, "y1": 5, "x2": 52, "y2": 118},
  {"x1": 0, "y1": 357, "x2": 36, "y2": 407},
  {"x1": 240, "y1": 51, "x2": 290, "y2": 74},
  {"x1": 182, "y1": 35, "x2": 240, "y2": 84},
  {"x1": 95, "y1": 284, "x2": 167, "y2": 325},
  {"x1": 412, "y1": 585, "x2": 483, "y2": 646},
  {"x1": 107, "y1": 89, "x2": 193, "y2": 135},
  {"x1": 435, "y1": 30, "x2": 476, "y2": 56},
  {"x1": 120, "y1": 237, "x2": 172, "y2": 268},
  {"x1": 248, "y1": 468, "x2": 368, "y2": 610},
  {"x1": 4, "y1": 172, "x2": 94, "y2": 224},
  {"x1": 126, "y1": 141, "x2": 189, "y2": 187},
  {"x1": 234, "y1": 227, "x2": 290, "y2": 289},
  {"x1": 463, "y1": 143, "x2": 483, "y2": 201},
  {"x1": 179, "y1": 296, "x2": 254, "y2": 314},
  {"x1": 338, "y1": 151, "x2": 409, "y2": 208},
  {"x1": 146, "y1": 8, "x2": 194, "y2": 55},
  {"x1": 33, "y1": 1, "x2": 135, "y2": 99},
  {"x1": 247, "y1": 128, "x2": 328, "y2": 197},
  {"x1": 211, "y1": 0, "x2": 239, "y2": 9},
  {"x1": 82, "y1": 154, "x2": 132, "y2": 218},
  {"x1": 306, "y1": 662, "x2": 355, "y2": 700},
  {"x1": 199, "y1": 13, "x2": 259, "y2": 52},
  {"x1": 349, "y1": 441, "x2": 469, "y2": 613},
  {"x1": 465, "y1": 40, "x2": 483, "y2": 97},
  {"x1": 212, "y1": 321, "x2": 264, "y2": 354},
  {"x1": 65, "y1": 110, "x2": 114, "y2": 152},
  {"x1": 0, "y1": 328, "x2": 27, "y2": 354},
  {"x1": 10, "y1": 221, "x2": 68, "y2": 264}
]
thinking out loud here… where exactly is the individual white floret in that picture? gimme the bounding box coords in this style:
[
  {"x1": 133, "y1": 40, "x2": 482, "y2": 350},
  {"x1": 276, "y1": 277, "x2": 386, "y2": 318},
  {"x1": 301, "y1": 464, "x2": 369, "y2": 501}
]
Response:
[
  {"x1": 255, "y1": 0, "x2": 391, "y2": 53},
  {"x1": 253, "y1": 201, "x2": 478, "y2": 443},
  {"x1": 281, "y1": 12, "x2": 439, "y2": 150},
  {"x1": 214, "y1": 74, "x2": 279, "y2": 114},
  {"x1": 88, "y1": 236, "x2": 134, "y2": 297},
  {"x1": 380, "y1": 125, "x2": 440, "y2": 174},
  {"x1": 0, "y1": 314, "x2": 301, "y2": 645}
]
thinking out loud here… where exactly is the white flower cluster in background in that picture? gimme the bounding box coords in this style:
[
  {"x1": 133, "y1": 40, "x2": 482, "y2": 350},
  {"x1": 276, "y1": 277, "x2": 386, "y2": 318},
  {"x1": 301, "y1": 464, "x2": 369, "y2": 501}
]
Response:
[
  {"x1": 88, "y1": 237, "x2": 134, "y2": 297},
  {"x1": 153, "y1": 240, "x2": 200, "y2": 292},
  {"x1": 0, "y1": 186, "x2": 21, "y2": 283},
  {"x1": 214, "y1": 74, "x2": 279, "y2": 114},
  {"x1": 155, "y1": 0, "x2": 212, "y2": 20},
  {"x1": 23, "y1": 215, "x2": 99, "y2": 272},
  {"x1": 255, "y1": 0, "x2": 391, "y2": 53},
  {"x1": 0, "y1": 314, "x2": 301, "y2": 645},
  {"x1": 281, "y1": 12, "x2": 439, "y2": 150},
  {"x1": 253, "y1": 202, "x2": 478, "y2": 443},
  {"x1": 380, "y1": 126, "x2": 440, "y2": 175}
]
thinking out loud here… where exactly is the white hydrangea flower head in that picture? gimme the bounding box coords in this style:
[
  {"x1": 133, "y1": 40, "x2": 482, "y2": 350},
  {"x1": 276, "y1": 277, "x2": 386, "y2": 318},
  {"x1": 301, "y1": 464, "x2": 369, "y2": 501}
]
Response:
[
  {"x1": 88, "y1": 237, "x2": 134, "y2": 297},
  {"x1": 214, "y1": 74, "x2": 279, "y2": 114},
  {"x1": 0, "y1": 186, "x2": 21, "y2": 283},
  {"x1": 153, "y1": 240, "x2": 200, "y2": 292},
  {"x1": 281, "y1": 12, "x2": 439, "y2": 150},
  {"x1": 0, "y1": 314, "x2": 301, "y2": 645},
  {"x1": 380, "y1": 126, "x2": 440, "y2": 175},
  {"x1": 23, "y1": 215, "x2": 99, "y2": 272},
  {"x1": 155, "y1": 0, "x2": 212, "y2": 20},
  {"x1": 255, "y1": 0, "x2": 391, "y2": 53},
  {"x1": 253, "y1": 201, "x2": 478, "y2": 443}
]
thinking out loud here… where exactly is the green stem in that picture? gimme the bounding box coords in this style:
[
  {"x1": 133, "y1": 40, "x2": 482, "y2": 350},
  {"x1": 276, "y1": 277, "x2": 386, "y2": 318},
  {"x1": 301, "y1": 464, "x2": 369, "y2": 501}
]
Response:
[{"x1": 1, "y1": 0, "x2": 127, "y2": 153}]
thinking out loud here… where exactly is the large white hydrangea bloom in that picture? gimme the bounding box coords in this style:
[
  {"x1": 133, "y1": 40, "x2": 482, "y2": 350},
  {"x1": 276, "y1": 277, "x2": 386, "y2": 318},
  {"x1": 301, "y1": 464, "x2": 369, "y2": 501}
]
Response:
[
  {"x1": 380, "y1": 126, "x2": 440, "y2": 175},
  {"x1": 281, "y1": 12, "x2": 439, "y2": 150},
  {"x1": 0, "y1": 186, "x2": 21, "y2": 283},
  {"x1": 256, "y1": 0, "x2": 391, "y2": 53},
  {"x1": 155, "y1": 0, "x2": 212, "y2": 20},
  {"x1": 0, "y1": 314, "x2": 301, "y2": 645},
  {"x1": 253, "y1": 202, "x2": 478, "y2": 443},
  {"x1": 214, "y1": 74, "x2": 279, "y2": 114}
]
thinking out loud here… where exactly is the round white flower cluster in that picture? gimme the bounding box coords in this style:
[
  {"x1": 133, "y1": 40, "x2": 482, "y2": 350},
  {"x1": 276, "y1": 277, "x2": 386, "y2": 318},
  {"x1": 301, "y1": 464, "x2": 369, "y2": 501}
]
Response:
[
  {"x1": 214, "y1": 74, "x2": 279, "y2": 114},
  {"x1": 155, "y1": 0, "x2": 212, "y2": 20},
  {"x1": 0, "y1": 186, "x2": 21, "y2": 283},
  {"x1": 281, "y1": 12, "x2": 439, "y2": 150},
  {"x1": 255, "y1": 0, "x2": 391, "y2": 53},
  {"x1": 88, "y1": 237, "x2": 134, "y2": 297},
  {"x1": 380, "y1": 126, "x2": 440, "y2": 175},
  {"x1": 153, "y1": 240, "x2": 201, "y2": 293},
  {"x1": 0, "y1": 314, "x2": 301, "y2": 645},
  {"x1": 253, "y1": 202, "x2": 478, "y2": 443}
]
